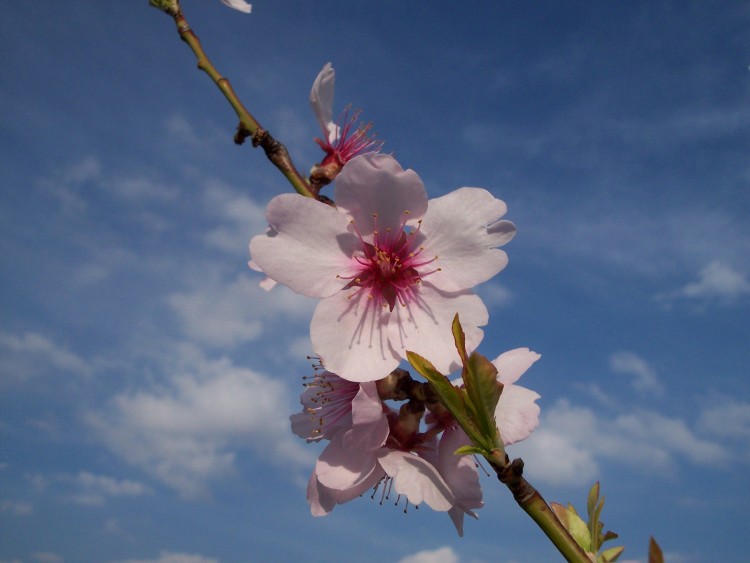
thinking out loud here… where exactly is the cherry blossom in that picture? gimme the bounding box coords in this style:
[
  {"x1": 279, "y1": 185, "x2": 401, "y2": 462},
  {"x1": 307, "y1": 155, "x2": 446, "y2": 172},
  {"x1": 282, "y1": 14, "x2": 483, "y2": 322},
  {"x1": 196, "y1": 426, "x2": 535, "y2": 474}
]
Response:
[
  {"x1": 250, "y1": 153, "x2": 515, "y2": 382},
  {"x1": 220, "y1": 0, "x2": 251, "y2": 13}
]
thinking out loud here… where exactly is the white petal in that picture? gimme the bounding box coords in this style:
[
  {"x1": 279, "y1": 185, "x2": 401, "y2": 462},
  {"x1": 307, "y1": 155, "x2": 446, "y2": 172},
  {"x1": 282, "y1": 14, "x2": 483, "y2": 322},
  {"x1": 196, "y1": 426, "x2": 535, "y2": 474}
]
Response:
[
  {"x1": 309, "y1": 63, "x2": 338, "y2": 142},
  {"x1": 377, "y1": 450, "x2": 455, "y2": 512},
  {"x1": 249, "y1": 194, "x2": 356, "y2": 298},
  {"x1": 220, "y1": 0, "x2": 251, "y2": 13},
  {"x1": 335, "y1": 154, "x2": 428, "y2": 234},
  {"x1": 311, "y1": 290, "x2": 400, "y2": 382},
  {"x1": 421, "y1": 187, "x2": 516, "y2": 292},
  {"x1": 491, "y1": 348, "x2": 541, "y2": 385},
  {"x1": 495, "y1": 384, "x2": 541, "y2": 445},
  {"x1": 388, "y1": 284, "x2": 488, "y2": 374}
]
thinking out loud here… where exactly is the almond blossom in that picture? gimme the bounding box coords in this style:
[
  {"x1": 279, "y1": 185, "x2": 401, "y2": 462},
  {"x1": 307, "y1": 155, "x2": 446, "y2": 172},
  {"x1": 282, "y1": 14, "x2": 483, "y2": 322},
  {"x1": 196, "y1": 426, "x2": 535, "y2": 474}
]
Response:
[
  {"x1": 293, "y1": 368, "x2": 482, "y2": 535},
  {"x1": 249, "y1": 152, "x2": 516, "y2": 382},
  {"x1": 309, "y1": 63, "x2": 382, "y2": 178},
  {"x1": 291, "y1": 347, "x2": 541, "y2": 535}
]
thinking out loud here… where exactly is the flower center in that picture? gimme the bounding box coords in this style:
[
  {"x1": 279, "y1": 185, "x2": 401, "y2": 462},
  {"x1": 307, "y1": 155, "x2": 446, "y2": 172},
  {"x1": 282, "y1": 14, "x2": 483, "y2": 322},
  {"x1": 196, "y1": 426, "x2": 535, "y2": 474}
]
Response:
[{"x1": 342, "y1": 213, "x2": 439, "y2": 311}]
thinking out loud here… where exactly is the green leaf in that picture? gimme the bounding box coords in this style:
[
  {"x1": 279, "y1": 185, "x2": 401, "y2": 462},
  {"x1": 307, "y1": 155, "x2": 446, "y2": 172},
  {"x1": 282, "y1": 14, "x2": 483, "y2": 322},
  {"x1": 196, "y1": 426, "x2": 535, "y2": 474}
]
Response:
[
  {"x1": 406, "y1": 350, "x2": 484, "y2": 446},
  {"x1": 601, "y1": 545, "x2": 625, "y2": 562},
  {"x1": 587, "y1": 481, "x2": 600, "y2": 519},
  {"x1": 451, "y1": 314, "x2": 468, "y2": 365},
  {"x1": 464, "y1": 351, "x2": 503, "y2": 441},
  {"x1": 564, "y1": 504, "x2": 592, "y2": 553},
  {"x1": 453, "y1": 445, "x2": 486, "y2": 456}
]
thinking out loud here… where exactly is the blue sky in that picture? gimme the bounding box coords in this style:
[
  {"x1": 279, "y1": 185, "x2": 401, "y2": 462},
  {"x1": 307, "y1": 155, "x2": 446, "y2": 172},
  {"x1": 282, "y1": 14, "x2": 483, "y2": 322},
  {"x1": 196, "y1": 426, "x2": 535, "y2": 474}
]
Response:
[{"x1": 1, "y1": 2, "x2": 749, "y2": 562}]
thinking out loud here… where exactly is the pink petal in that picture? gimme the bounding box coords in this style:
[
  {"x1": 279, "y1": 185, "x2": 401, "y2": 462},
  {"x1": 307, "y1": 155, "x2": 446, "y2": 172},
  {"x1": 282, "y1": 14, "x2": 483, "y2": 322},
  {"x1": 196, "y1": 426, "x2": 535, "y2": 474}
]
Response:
[
  {"x1": 334, "y1": 154, "x2": 428, "y2": 234},
  {"x1": 377, "y1": 450, "x2": 455, "y2": 512},
  {"x1": 437, "y1": 427, "x2": 483, "y2": 511},
  {"x1": 492, "y1": 348, "x2": 541, "y2": 385},
  {"x1": 388, "y1": 284, "x2": 488, "y2": 375},
  {"x1": 421, "y1": 187, "x2": 516, "y2": 292},
  {"x1": 307, "y1": 471, "x2": 335, "y2": 516},
  {"x1": 311, "y1": 290, "x2": 400, "y2": 382},
  {"x1": 249, "y1": 194, "x2": 357, "y2": 298},
  {"x1": 316, "y1": 436, "x2": 381, "y2": 491},
  {"x1": 343, "y1": 383, "x2": 389, "y2": 451},
  {"x1": 495, "y1": 384, "x2": 541, "y2": 445},
  {"x1": 309, "y1": 63, "x2": 339, "y2": 143}
]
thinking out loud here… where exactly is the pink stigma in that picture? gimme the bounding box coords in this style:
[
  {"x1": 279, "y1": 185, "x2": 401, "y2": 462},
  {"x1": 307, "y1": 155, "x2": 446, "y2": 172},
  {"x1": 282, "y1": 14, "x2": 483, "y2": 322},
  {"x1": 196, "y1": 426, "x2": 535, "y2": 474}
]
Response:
[
  {"x1": 343, "y1": 214, "x2": 439, "y2": 311},
  {"x1": 315, "y1": 107, "x2": 383, "y2": 167}
]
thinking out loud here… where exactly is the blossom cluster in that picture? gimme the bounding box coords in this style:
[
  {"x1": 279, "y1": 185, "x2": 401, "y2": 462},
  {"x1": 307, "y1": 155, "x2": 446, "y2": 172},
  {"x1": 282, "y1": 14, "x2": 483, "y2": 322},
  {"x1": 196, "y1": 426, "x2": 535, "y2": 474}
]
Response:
[{"x1": 248, "y1": 64, "x2": 542, "y2": 535}]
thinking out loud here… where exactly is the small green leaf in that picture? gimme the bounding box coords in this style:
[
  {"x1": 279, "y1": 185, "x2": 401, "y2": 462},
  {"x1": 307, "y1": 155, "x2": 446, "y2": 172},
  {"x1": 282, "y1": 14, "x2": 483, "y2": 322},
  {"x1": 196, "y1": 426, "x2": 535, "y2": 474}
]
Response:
[
  {"x1": 463, "y1": 351, "x2": 503, "y2": 442},
  {"x1": 406, "y1": 350, "x2": 484, "y2": 447},
  {"x1": 451, "y1": 314, "x2": 469, "y2": 365},
  {"x1": 453, "y1": 445, "x2": 486, "y2": 456},
  {"x1": 601, "y1": 545, "x2": 625, "y2": 562},
  {"x1": 587, "y1": 481, "x2": 600, "y2": 519},
  {"x1": 564, "y1": 504, "x2": 592, "y2": 553}
]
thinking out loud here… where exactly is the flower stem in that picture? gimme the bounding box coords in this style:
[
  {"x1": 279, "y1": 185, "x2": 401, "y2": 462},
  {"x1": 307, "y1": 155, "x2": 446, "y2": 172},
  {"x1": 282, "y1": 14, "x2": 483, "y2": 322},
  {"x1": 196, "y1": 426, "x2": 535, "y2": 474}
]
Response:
[
  {"x1": 489, "y1": 453, "x2": 591, "y2": 563},
  {"x1": 155, "y1": 3, "x2": 316, "y2": 198}
]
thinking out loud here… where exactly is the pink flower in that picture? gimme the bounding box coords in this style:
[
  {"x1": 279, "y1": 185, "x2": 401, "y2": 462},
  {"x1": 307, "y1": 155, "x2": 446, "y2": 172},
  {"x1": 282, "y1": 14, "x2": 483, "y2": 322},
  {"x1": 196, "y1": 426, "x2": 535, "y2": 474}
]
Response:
[
  {"x1": 298, "y1": 373, "x2": 482, "y2": 535},
  {"x1": 220, "y1": 0, "x2": 251, "y2": 13},
  {"x1": 250, "y1": 153, "x2": 515, "y2": 382},
  {"x1": 309, "y1": 63, "x2": 382, "y2": 169}
]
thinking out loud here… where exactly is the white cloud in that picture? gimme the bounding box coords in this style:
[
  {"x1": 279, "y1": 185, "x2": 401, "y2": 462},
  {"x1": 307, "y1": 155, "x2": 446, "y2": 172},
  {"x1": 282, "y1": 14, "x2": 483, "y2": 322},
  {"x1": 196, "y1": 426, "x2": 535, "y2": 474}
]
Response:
[
  {"x1": 0, "y1": 331, "x2": 92, "y2": 382},
  {"x1": 87, "y1": 346, "x2": 313, "y2": 498},
  {"x1": 658, "y1": 261, "x2": 750, "y2": 303},
  {"x1": 202, "y1": 181, "x2": 268, "y2": 254},
  {"x1": 398, "y1": 546, "x2": 459, "y2": 563},
  {"x1": 109, "y1": 551, "x2": 219, "y2": 563},
  {"x1": 476, "y1": 281, "x2": 514, "y2": 308},
  {"x1": 698, "y1": 401, "x2": 750, "y2": 439},
  {"x1": 609, "y1": 351, "x2": 663, "y2": 395},
  {"x1": 512, "y1": 399, "x2": 728, "y2": 486},
  {"x1": 32, "y1": 553, "x2": 64, "y2": 563},
  {"x1": 107, "y1": 176, "x2": 179, "y2": 202},
  {"x1": 510, "y1": 401, "x2": 600, "y2": 487},
  {"x1": 0, "y1": 500, "x2": 33, "y2": 515},
  {"x1": 61, "y1": 471, "x2": 152, "y2": 506},
  {"x1": 167, "y1": 275, "x2": 315, "y2": 349}
]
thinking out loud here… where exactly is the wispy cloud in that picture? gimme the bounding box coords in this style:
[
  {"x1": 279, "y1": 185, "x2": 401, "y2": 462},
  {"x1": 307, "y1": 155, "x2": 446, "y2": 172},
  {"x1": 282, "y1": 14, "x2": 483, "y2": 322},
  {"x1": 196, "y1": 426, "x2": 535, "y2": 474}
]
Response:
[
  {"x1": 656, "y1": 261, "x2": 750, "y2": 305},
  {"x1": 109, "y1": 552, "x2": 220, "y2": 563},
  {"x1": 0, "y1": 331, "x2": 92, "y2": 382},
  {"x1": 476, "y1": 281, "x2": 514, "y2": 308},
  {"x1": 0, "y1": 499, "x2": 33, "y2": 516},
  {"x1": 398, "y1": 546, "x2": 459, "y2": 563},
  {"x1": 698, "y1": 400, "x2": 750, "y2": 440},
  {"x1": 609, "y1": 351, "x2": 664, "y2": 395},
  {"x1": 167, "y1": 274, "x2": 315, "y2": 349},
  {"x1": 58, "y1": 471, "x2": 152, "y2": 506}
]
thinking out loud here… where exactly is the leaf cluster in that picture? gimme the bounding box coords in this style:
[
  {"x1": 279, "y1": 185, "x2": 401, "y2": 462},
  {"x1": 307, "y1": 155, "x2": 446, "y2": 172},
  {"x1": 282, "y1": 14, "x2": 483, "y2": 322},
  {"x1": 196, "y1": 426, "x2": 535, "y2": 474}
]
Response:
[
  {"x1": 406, "y1": 314, "x2": 505, "y2": 459},
  {"x1": 551, "y1": 482, "x2": 624, "y2": 562}
]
